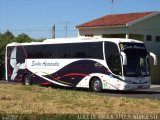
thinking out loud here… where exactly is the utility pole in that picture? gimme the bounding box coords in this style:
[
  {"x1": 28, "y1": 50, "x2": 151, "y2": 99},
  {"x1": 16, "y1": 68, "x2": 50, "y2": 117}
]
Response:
[
  {"x1": 65, "y1": 21, "x2": 69, "y2": 38},
  {"x1": 52, "y1": 24, "x2": 55, "y2": 39},
  {"x1": 110, "y1": 0, "x2": 114, "y2": 14}
]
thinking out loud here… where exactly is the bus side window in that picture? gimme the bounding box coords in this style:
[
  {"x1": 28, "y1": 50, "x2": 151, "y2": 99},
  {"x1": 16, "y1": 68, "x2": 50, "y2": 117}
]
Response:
[
  {"x1": 17, "y1": 46, "x2": 26, "y2": 59},
  {"x1": 71, "y1": 43, "x2": 87, "y2": 58},
  {"x1": 45, "y1": 45, "x2": 56, "y2": 58},
  {"x1": 86, "y1": 42, "x2": 103, "y2": 59},
  {"x1": 105, "y1": 42, "x2": 122, "y2": 75},
  {"x1": 24, "y1": 45, "x2": 44, "y2": 58},
  {"x1": 56, "y1": 44, "x2": 71, "y2": 58}
]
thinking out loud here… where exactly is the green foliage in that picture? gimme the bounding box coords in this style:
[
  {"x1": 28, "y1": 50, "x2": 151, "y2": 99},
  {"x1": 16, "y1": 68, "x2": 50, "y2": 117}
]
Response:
[
  {"x1": 16, "y1": 33, "x2": 32, "y2": 43},
  {"x1": 0, "y1": 31, "x2": 15, "y2": 66},
  {"x1": 0, "y1": 30, "x2": 44, "y2": 66}
]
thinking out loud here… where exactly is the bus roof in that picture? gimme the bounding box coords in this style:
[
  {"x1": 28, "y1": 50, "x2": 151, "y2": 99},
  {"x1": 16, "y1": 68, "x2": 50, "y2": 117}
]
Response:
[{"x1": 7, "y1": 37, "x2": 143, "y2": 46}]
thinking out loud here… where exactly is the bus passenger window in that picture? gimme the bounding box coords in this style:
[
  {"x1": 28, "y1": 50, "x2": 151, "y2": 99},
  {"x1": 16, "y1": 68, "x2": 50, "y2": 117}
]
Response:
[
  {"x1": 71, "y1": 43, "x2": 87, "y2": 58},
  {"x1": 86, "y1": 42, "x2": 103, "y2": 59}
]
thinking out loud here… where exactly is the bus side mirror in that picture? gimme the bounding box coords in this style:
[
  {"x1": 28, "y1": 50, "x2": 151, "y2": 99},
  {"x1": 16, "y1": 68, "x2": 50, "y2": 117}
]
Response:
[
  {"x1": 149, "y1": 52, "x2": 157, "y2": 65},
  {"x1": 121, "y1": 52, "x2": 127, "y2": 65}
]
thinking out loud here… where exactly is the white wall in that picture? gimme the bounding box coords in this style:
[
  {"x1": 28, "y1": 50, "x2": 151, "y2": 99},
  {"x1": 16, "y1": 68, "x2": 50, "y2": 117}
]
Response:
[{"x1": 77, "y1": 14, "x2": 160, "y2": 84}]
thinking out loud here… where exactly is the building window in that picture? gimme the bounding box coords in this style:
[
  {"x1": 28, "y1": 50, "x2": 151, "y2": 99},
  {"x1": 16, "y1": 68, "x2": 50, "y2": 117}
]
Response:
[
  {"x1": 129, "y1": 34, "x2": 144, "y2": 41},
  {"x1": 146, "y1": 35, "x2": 152, "y2": 41},
  {"x1": 156, "y1": 36, "x2": 160, "y2": 42},
  {"x1": 85, "y1": 34, "x2": 94, "y2": 37},
  {"x1": 102, "y1": 34, "x2": 125, "y2": 38}
]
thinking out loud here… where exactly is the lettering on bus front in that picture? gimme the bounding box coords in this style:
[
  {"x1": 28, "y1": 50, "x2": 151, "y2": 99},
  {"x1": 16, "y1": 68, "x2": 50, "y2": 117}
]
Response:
[{"x1": 120, "y1": 44, "x2": 146, "y2": 51}]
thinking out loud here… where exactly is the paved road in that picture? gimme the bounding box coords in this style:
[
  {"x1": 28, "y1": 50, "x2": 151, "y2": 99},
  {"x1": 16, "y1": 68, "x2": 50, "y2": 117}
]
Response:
[
  {"x1": 97, "y1": 85, "x2": 160, "y2": 99},
  {"x1": 1, "y1": 80, "x2": 160, "y2": 99}
]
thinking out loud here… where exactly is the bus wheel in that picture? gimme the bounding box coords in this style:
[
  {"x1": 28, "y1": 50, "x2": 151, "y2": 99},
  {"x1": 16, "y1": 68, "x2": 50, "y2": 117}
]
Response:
[
  {"x1": 90, "y1": 77, "x2": 102, "y2": 92},
  {"x1": 23, "y1": 74, "x2": 31, "y2": 85}
]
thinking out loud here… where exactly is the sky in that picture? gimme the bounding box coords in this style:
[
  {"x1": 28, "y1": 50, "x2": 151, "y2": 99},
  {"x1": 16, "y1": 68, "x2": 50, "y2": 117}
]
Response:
[{"x1": 0, "y1": 0, "x2": 160, "y2": 39}]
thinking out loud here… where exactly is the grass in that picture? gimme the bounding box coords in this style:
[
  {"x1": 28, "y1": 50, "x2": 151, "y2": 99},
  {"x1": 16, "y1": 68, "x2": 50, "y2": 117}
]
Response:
[{"x1": 0, "y1": 83, "x2": 160, "y2": 115}]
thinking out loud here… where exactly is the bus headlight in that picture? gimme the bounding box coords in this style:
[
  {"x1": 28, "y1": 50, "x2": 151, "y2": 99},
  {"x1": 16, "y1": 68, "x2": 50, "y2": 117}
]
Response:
[{"x1": 126, "y1": 80, "x2": 133, "y2": 84}]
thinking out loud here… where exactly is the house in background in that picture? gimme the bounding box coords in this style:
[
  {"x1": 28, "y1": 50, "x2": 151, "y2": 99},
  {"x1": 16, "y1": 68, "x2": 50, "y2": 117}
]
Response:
[{"x1": 76, "y1": 11, "x2": 160, "y2": 84}]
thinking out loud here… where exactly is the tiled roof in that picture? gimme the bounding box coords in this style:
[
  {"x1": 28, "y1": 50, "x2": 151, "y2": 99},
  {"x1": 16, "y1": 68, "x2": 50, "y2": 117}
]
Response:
[{"x1": 77, "y1": 11, "x2": 156, "y2": 28}]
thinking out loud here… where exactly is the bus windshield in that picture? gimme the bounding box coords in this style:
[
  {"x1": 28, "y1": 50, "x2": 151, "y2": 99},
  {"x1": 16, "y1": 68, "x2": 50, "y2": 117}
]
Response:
[{"x1": 119, "y1": 42, "x2": 150, "y2": 77}]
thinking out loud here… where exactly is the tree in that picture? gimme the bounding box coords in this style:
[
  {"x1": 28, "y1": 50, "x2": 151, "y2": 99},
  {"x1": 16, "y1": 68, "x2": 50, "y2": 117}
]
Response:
[
  {"x1": 0, "y1": 31, "x2": 15, "y2": 78},
  {"x1": 0, "y1": 31, "x2": 15, "y2": 66},
  {"x1": 0, "y1": 30, "x2": 14, "y2": 41},
  {"x1": 16, "y1": 33, "x2": 32, "y2": 43},
  {"x1": 0, "y1": 30, "x2": 44, "y2": 66},
  {"x1": 0, "y1": 31, "x2": 45, "y2": 78},
  {"x1": 0, "y1": 31, "x2": 39, "y2": 68}
]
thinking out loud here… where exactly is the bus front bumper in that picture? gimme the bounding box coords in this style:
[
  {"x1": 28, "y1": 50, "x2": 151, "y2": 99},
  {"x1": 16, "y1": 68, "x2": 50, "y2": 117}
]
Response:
[{"x1": 122, "y1": 82, "x2": 151, "y2": 90}]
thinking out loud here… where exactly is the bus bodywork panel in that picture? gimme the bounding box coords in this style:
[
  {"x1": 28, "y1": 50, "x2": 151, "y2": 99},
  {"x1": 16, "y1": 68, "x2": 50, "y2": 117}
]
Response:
[{"x1": 6, "y1": 38, "x2": 154, "y2": 91}]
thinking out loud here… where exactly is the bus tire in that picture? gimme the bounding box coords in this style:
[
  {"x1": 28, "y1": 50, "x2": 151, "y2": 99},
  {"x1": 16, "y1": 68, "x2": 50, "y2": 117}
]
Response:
[
  {"x1": 23, "y1": 74, "x2": 31, "y2": 85},
  {"x1": 90, "y1": 77, "x2": 102, "y2": 92}
]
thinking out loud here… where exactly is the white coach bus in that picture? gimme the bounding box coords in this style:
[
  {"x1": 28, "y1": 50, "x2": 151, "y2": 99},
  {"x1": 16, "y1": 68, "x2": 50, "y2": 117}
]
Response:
[{"x1": 5, "y1": 38, "x2": 157, "y2": 92}]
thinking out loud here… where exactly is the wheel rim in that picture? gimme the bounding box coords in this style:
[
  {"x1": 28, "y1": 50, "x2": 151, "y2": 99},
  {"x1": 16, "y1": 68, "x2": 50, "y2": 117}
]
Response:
[
  {"x1": 93, "y1": 79, "x2": 102, "y2": 91},
  {"x1": 24, "y1": 76, "x2": 30, "y2": 85}
]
